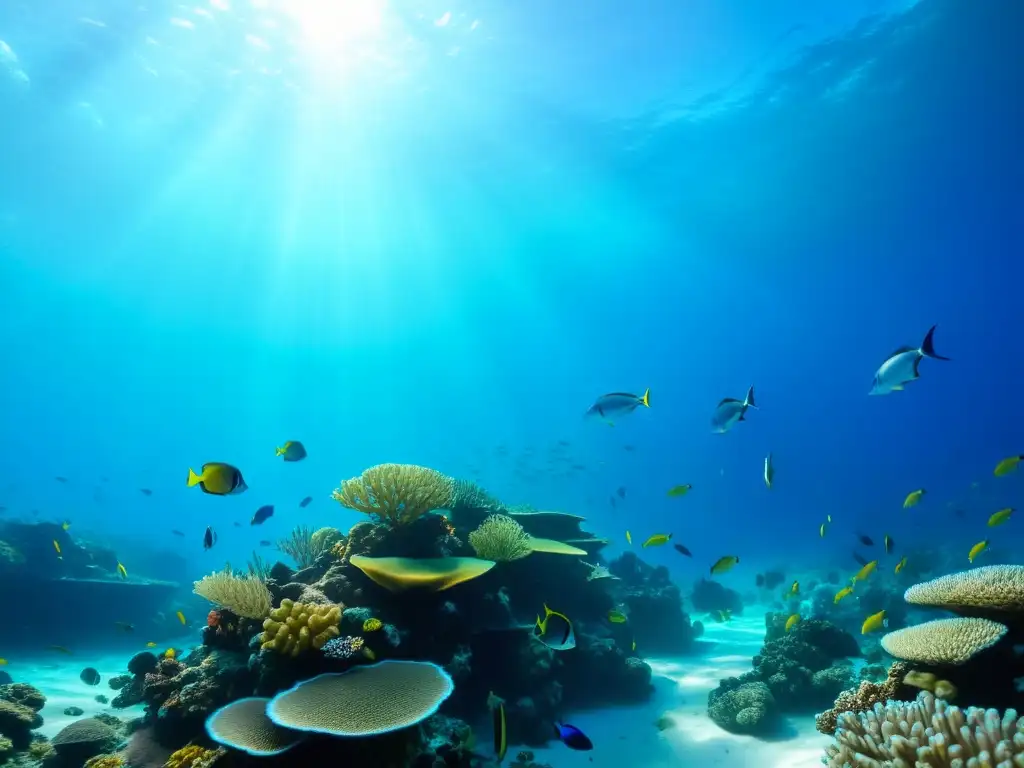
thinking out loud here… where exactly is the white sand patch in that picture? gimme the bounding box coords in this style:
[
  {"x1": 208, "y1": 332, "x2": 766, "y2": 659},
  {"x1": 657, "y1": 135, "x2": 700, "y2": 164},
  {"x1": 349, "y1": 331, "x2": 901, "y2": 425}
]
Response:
[{"x1": 518, "y1": 608, "x2": 832, "y2": 767}]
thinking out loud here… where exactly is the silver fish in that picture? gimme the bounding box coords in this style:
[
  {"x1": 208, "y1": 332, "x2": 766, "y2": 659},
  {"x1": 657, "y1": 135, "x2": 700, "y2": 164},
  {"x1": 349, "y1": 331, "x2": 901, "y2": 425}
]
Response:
[
  {"x1": 585, "y1": 389, "x2": 650, "y2": 419},
  {"x1": 764, "y1": 452, "x2": 774, "y2": 489},
  {"x1": 711, "y1": 386, "x2": 756, "y2": 433},
  {"x1": 869, "y1": 325, "x2": 949, "y2": 395}
]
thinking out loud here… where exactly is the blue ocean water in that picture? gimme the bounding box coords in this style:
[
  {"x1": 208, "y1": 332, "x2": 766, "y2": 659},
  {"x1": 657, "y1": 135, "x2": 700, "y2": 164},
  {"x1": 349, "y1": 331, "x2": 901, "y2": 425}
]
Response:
[{"x1": 0, "y1": 0, "x2": 1021, "y2": 762}]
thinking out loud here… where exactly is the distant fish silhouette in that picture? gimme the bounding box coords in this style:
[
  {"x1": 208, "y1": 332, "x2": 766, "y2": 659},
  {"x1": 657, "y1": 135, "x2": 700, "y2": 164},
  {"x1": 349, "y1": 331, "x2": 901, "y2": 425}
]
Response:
[
  {"x1": 299, "y1": 496, "x2": 313, "y2": 508},
  {"x1": 139, "y1": 488, "x2": 153, "y2": 496}
]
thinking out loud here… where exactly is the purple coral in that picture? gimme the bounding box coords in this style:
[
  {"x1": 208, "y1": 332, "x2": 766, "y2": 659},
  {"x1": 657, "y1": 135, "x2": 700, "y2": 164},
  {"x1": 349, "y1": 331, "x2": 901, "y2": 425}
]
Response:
[{"x1": 321, "y1": 636, "x2": 364, "y2": 660}]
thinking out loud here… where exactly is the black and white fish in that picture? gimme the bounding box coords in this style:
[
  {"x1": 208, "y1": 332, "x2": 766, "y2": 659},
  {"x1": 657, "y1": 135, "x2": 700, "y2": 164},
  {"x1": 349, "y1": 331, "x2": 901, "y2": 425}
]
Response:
[
  {"x1": 869, "y1": 325, "x2": 950, "y2": 395},
  {"x1": 711, "y1": 386, "x2": 756, "y2": 433}
]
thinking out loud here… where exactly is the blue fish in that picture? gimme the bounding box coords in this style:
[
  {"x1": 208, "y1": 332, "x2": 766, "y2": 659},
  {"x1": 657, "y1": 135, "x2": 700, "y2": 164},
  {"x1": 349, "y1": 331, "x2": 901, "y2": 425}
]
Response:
[
  {"x1": 554, "y1": 722, "x2": 593, "y2": 751},
  {"x1": 710, "y1": 386, "x2": 756, "y2": 433},
  {"x1": 585, "y1": 389, "x2": 650, "y2": 419},
  {"x1": 299, "y1": 496, "x2": 313, "y2": 508},
  {"x1": 251, "y1": 505, "x2": 274, "y2": 526}
]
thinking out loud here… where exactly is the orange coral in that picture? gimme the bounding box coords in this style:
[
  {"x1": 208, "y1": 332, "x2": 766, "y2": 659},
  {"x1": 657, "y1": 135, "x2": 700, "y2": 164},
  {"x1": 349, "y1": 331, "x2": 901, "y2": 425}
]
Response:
[{"x1": 815, "y1": 661, "x2": 910, "y2": 735}]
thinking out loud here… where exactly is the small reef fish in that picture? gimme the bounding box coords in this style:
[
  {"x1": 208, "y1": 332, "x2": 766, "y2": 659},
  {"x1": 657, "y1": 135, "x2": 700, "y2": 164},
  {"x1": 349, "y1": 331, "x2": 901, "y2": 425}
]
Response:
[
  {"x1": 764, "y1": 453, "x2": 774, "y2": 489},
  {"x1": 61, "y1": 521, "x2": 71, "y2": 531},
  {"x1": 854, "y1": 561, "x2": 878, "y2": 582},
  {"x1": 52, "y1": 540, "x2": 62, "y2": 559},
  {"x1": 140, "y1": 488, "x2": 153, "y2": 496},
  {"x1": 608, "y1": 610, "x2": 627, "y2": 624},
  {"x1": 853, "y1": 552, "x2": 868, "y2": 566},
  {"x1": 988, "y1": 508, "x2": 1014, "y2": 527},
  {"x1": 203, "y1": 526, "x2": 217, "y2": 550},
  {"x1": 186, "y1": 463, "x2": 247, "y2": 496},
  {"x1": 711, "y1": 556, "x2": 739, "y2": 575},
  {"x1": 585, "y1": 389, "x2": 650, "y2": 419},
  {"x1": 275, "y1": 441, "x2": 307, "y2": 462},
  {"x1": 642, "y1": 533, "x2": 672, "y2": 548},
  {"x1": 994, "y1": 456, "x2": 1023, "y2": 477},
  {"x1": 869, "y1": 325, "x2": 950, "y2": 395},
  {"x1": 785, "y1": 614, "x2": 800, "y2": 632},
  {"x1": 625, "y1": 531, "x2": 632, "y2": 546},
  {"x1": 48, "y1": 645, "x2": 72, "y2": 655},
  {"x1": 884, "y1": 535, "x2": 894, "y2": 554},
  {"x1": 666, "y1": 484, "x2": 693, "y2": 498},
  {"x1": 820, "y1": 522, "x2": 827, "y2": 538},
  {"x1": 171, "y1": 530, "x2": 185, "y2": 537},
  {"x1": 903, "y1": 489, "x2": 926, "y2": 509},
  {"x1": 895, "y1": 556, "x2": 907, "y2": 574},
  {"x1": 175, "y1": 611, "x2": 187, "y2": 626},
  {"x1": 787, "y1": 581, "x2": 799, "y2": 597},
  {"x1": 710, "y1": 609, "x2": 732, "y2": 623},
  {"x1": 259, "y1": 540, "x2": 272, "y2": 547},
  {"x1": 493, "y1": 701, "x2": 507, "y2": 762},
  {"x1": 858, "y1": 535, "x2": 874, "y2": 547},
  {"x1": 673, "y1": 543, "x2": 692, "y2": 557},
  {"x1": 146, "y1": 642, "x2": 157, "y2": 648},
  {"x1": 0, "y1": 658, "x2": 6, "y2": 665},
  {"x1": 164, "y1": 648, "x2": 178, "y2": 659},
  {"x1": 79, "y1": 667, "x2": 101, "y2": 685},
  {"x1": 554, "y1": 722, "x2": 593, "y2": 751},
  {"x1": 233, "y1": 522, "x2": 241, "y2": 528},
  {"x1": 616, "y1": 486, "x2": 627, "y2": 499},
  {"x1": 55, "y1": 476, "x2": 68, "y2": 483},
  {"x1": 711, "y1": 386, "x2": 756, "y2": 433},
  {"x1": 114, "y1": 622, "x2": 134, "y2": 632},
  {"x1": 861, "y1": 610, "x2": 888, "y2": 635},
  {"x1": 533, "y1": 604, "x2": 575, "y2": 651},
  {"x1": 251, "y1": 505, "x2": 274, "y2": 526},
  {"x1": 117, "y1": 562, "x2": 128, "y2": 580},
  {"x1": 299, "y1": 496, "x2": 313, "y2": 508},
  {"x1": 632, "y1": 640, "x2": 636, "y2": 651},
  {"x1": 834, "y1": 586, "x2": 854, "y2": 604},
  {"x1": 968, "y1": 539, "x2": 989, "y2": 563}
]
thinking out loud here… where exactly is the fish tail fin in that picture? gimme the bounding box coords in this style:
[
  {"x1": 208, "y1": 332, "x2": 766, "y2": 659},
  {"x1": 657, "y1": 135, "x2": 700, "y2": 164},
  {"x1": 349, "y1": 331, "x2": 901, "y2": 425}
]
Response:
[
  {"x1": 186, "y1": 468, "x2": 202, "y2": 487},
  {"x1": 920, "y1": 325, "x2": 950, "y2": 360},
  {"x1": 640, "y1": 388, "x2": 650, "y2": 407},
  {"x1": 744, "y1": 386, "x2": 757, "y2": 408},
  {"x1": 275, "y1": 446, "x2": 285, "y2": 456}
]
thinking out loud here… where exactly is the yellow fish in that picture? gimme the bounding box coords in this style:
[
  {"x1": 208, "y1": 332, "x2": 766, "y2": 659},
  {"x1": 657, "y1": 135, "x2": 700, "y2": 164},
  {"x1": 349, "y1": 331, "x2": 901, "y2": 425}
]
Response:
[
  {"x1": 642, "y1": 533, "x2": 672, "y2": 548},
  {"x1": 784, "y1": 614, "x2": 800, "y2": 632},
  {"x1": 666, "y1": 484, "x2": 693, "y2": 498},
  {"x1": 362, "y1": 646, "x2": 376, "y2": 661},
  {"x1": 933, "y1": 680, "x2": 958, "y2": 701},
  {"x1": 52, "y1": 540, "x2": 62, "y2": 559},
  {"x1": 787, "y1": 581, "x2": 799, "y2": 597},
  {"x1": 710, "y1": 556, "x2": 739, "y2": 575},
  {"x1": 164, "y1": 648, "x2": 177, "y2": 659},
  {"x1": 625, "y1": 530, "x2": 632, "y2": 546},
  {"x1": 0, "y1": 658, "x2": 7, "y2": 665},
  {"x1": 48, "y1": 645, "x2": 72, "y2": 655},
  {"x1": 968, "y1": 539, "x2": 989, "y2": 563},
  {"x1": 854, "y1": 561, "x2": 878, "y2": 582},
  {"x1": 363, "y1": 618, "x2": 382, "y2": 632},
  {"x1": 834, "y1": 585, "x2": 854, "y2": 604},
  {"x1": 61, "y1": 521, "x2": 71, "y2": 531},
  {"x1": 895, "y1": 556, "x2": 907, "y2": 574},
  {"x1": 631, "y1": 639, "x2": 636, "y2": 652},
  {"x1": 861, "y1": 610, "x2": 888, "y2": 635},
  {"x1": 116, "y1": 562, "x2": 128, "y2": 580},
  {"x1": 608, "y1": 610, "x2": 627, "y2": 624},
  {"x1": 175, "y1": 610, "x2": 187, "y2": 626},
  {"x1": 819, "y1": 522, "x2": 827, "y2": 538},
  {"x1": 988, "y1": 508, "x2": 1014, "y2": 527},
  {"x1": 994, "y1": 455, "x2": 1023, "y2": 477},
  {"x1": 146, "y1": 642, "x2": 157, "y2": 648},
  {"x1": 903, "y1": 489, "x2": 926, "y2": 508},
  {"x1": 710, "y1": 609, "x2": 732, "y2": 623}
]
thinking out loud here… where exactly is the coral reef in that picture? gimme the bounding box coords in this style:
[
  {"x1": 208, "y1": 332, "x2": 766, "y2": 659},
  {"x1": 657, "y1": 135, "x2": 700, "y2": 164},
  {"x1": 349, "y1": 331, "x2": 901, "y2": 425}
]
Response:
[
  {"x1": 815, "y1": 660, "x2": 910, "y2": 735},
  {"x1": 333, "y1": 464, "x2": 455, "y2": 526},
  {"x1": 692, "y1": 578, "x2": 744, "y2": 615},
  {"x1": 468, "y1": 515, "x2": 533, "y2": 562},
  {"x1": 608, "y1": 552, "x2": 698, "y2": 653},
  {"x1": 258, "y1": 599, "x2": 341, "y2": 656},
  {"x1": 193, "y1": 570, "x2": 273, "y2": 619},
  {"x1": 708, "y1": 681, "x2": 778, "y2": 735}
]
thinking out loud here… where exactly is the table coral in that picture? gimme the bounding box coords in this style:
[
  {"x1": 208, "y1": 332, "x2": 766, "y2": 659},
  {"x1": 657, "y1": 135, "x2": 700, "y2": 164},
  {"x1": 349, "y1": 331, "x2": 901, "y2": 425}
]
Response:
[{"x1": 259, "y1": 599, "x2": 341, "y2": 656}]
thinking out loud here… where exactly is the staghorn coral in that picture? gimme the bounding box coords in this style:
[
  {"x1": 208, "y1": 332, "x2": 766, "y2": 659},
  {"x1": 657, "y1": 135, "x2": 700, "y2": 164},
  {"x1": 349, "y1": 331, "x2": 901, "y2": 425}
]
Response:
[
  {"x1": 332, "y1": 464, "x2": 455, "y2": 526},
  {"x1": 468, "y1": 515, "x2": 533, "y2": 562},
  {"x1": 259, "y1": 599, "x2": 341, "y2": 656},
  {"x1": 904, "y1": 565, "x2": 1024, "y2": 616},
  {"x1": 816, "y1": 661, "x2": 909, "y2": 735},
  {"x1": 823, "y1": 690, "x2": 1024, "y2": 767},
  {"x1": 193, "y1": 570, "x2": 272, "y2": 619},
  {"x1": 165, "y1": 744, "x2": 224, "y2": 768},
  {"x1": 880, "y1": 617, "x2": 1008, "y2": 666}
]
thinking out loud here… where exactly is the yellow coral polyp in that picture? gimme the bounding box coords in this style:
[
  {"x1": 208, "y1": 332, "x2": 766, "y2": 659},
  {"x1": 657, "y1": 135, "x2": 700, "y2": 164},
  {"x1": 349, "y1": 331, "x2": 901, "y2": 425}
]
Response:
[
  {"x1": 259, "y1": 599, "x2": 341, "y2": 657},
  {"x1": 165, "y1": 744, "x2": 220, "y2": 768},
  {"x1": 83, "y1": 756, "x2": 123, "y2": 768}
]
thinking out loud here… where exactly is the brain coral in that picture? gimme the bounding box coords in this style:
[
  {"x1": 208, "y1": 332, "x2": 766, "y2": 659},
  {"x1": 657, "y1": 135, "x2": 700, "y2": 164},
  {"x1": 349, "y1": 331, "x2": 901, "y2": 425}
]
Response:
[
  {"x1": 904, "y1": 565, "x2": 1024, "y2": 615},
  {"x1": 468, "y1": 515, "x2": 533, "y2": 562},
  {"x1": 880, "y1": 617, "x2": 1008, "y2": 665},
  {"x1": 204, "y1": 698, "x2": 301, "y2": 756},
  {"x1": 259, "y1": 599, "x2": 341, "y2": 656},
  {"x1": 707, "y1": 681, "x2": 779, "y2": 736},
  {"x1": 267, "y1": 661, "x2": 455, "y2": 736},
  {"x1": 332, "y1": 464, "x2": 455, "y2": 525},
  {"x1": 823, "y1": 690, "x2": 1024, "y2": 767}
]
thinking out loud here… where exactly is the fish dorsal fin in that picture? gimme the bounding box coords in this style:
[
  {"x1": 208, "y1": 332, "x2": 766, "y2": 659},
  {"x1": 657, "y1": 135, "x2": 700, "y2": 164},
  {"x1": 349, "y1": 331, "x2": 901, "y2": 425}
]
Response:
[
  {"x1": 717, "y1": 397, "x2": 740, "y2": 407},
  {"x1": 601, "y1": 392, "x2": 636, "y2": 399},
  {"x1": 888, "y1": 345, "x2": 916, "y2": 358}
]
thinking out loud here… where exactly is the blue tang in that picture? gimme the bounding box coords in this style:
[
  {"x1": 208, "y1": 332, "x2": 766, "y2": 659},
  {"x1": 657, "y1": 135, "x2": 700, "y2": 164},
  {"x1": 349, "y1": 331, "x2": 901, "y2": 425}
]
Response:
[{"x1": 554, "y1": 722, "x2": 593, "y2": 751}]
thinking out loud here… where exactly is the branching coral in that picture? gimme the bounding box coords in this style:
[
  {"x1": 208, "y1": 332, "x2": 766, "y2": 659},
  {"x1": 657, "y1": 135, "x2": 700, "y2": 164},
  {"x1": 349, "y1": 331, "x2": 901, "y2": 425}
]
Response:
[
  {"x1": 193, "y1": 570, "x2": 272, "y2": 620},
  {"x1": 277, "y1": 525, "x2": 338, "y2": 568},
  {"x1": 823, "y1": 690, "x2": 1024, "y2": 767},
  {"x1": 332, "y1": 463, "x2": 455, "y2": 525},
  {"x1": 468, "y1": 515, "x2": 533, "y2": 562},
  {"x1": 259, "y1": 599, "x2": 341, "y2": 656},
  {"x1": 816, "y1": 661, "x2": 909, "y2": 735},
  {"x1": 165, "y1": 744, "x2": 223, "y2": 768}
]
